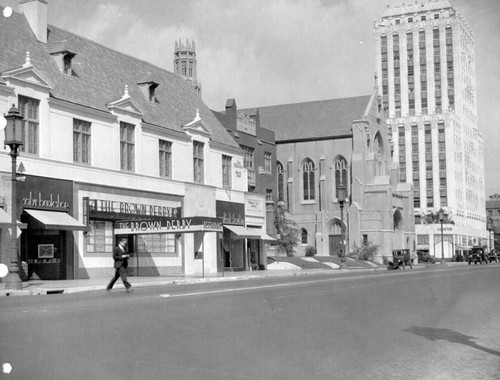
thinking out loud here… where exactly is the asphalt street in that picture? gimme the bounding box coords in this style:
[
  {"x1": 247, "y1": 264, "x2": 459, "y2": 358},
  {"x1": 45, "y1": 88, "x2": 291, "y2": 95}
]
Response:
[{"x1": 1, "y1": 265, "x2": 500, "y2": 380}]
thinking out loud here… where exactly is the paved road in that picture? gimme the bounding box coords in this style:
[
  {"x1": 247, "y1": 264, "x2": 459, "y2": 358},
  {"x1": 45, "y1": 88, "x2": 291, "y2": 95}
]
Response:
[{"x1": 1, "y1": 265, "x2": 500, "y2": 379}]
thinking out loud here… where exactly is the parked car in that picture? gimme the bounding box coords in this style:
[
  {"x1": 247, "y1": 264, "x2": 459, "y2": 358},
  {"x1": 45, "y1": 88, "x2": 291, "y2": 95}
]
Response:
[
  {"x1": 487, "y1": 250, "x2": 498, "y2": 263},
  {"x1": 469, "y1": 246, "x2": 488, "y2": 265}
]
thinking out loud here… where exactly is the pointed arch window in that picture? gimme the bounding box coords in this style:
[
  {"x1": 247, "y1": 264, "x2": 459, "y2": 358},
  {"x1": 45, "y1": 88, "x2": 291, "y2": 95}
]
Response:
[
  {"x1": 393, "y1": 210, "x2": 403, "y2": 230},
  {"x1": 374, "y1": 132, "x2": 385, "y2": 176},
  {"x1": 302, "y1": 158, "x2": 315, "y2": 201},
  {"x1": 301, "y1": 228, "x2": 308, "y2": 244},
  {"x1": 277, "y1": 161, "x2": 285, "y2": 201},
  {"x1": 334, "y1": 156, "x2": 348, "y2": 199}
]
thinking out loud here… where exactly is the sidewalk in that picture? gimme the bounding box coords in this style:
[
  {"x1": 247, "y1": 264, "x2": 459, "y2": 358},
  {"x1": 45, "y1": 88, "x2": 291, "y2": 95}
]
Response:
[{"x1": 0, "y1": 261, "x2": 468, "y2": 297}]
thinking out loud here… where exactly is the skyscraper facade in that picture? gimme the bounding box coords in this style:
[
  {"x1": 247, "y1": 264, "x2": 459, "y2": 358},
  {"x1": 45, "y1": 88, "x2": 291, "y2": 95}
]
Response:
[{"x1": 374, "y1": 0, "x2": 487, "y2": 259}]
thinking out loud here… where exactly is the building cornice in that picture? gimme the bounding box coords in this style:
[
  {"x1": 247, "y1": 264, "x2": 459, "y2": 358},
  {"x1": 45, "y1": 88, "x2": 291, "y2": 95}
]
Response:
[{"x1": 48, "y1": 97, "x2": 117, "y2": 123}]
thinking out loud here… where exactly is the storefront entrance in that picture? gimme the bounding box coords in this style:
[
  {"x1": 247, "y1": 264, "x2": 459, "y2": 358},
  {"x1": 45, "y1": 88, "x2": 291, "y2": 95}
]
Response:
[{"x1": 23, "y1": 230, "x2": 67, "y2": 280}]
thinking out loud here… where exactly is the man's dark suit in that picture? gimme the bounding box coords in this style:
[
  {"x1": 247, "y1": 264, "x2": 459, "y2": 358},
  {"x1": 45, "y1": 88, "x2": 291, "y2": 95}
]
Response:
[{"x1": 106, "y1": 242, "x2": 132, "y2": 291}]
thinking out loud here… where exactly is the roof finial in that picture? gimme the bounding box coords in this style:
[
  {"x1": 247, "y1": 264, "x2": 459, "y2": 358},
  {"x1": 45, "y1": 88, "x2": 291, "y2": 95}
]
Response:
[
  {"x1": 23, "y1": 51, "x2": 31, "y2": 68},
  {"x1": 124, "y1": 85, "x2": 129, "y2": 97},
  {"x1": 195, "y1": 108, "x2": 200, "y2": 120}
]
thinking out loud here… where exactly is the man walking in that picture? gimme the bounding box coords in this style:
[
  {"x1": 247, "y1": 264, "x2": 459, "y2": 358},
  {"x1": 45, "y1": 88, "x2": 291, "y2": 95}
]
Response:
[{"x1": 107, "y1": 237, "x2": 133, "y2": 293}]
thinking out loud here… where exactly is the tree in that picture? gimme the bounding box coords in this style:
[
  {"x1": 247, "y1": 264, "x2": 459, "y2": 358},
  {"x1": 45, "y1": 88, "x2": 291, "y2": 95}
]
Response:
[{"x1": 274, "y1": 202, "x2": 299, "y2": 257}]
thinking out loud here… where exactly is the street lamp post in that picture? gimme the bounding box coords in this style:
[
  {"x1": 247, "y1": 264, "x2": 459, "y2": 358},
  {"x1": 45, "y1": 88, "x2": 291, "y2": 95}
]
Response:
[
  {"x1": 337, "y1": 183, "x2": 347, "y2": 270},
  {"x1": 4, "y1": 105, "x2": 24, "y2": 290},
  {"x1": 438, "y1": 208, "x2": 446, "y2": 265},
  {"x1": 487, "y1": 216, "x2": 493, "y2": 252}
]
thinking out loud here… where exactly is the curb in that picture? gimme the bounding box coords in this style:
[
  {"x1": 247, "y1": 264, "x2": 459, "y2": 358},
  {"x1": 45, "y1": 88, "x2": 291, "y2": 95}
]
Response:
[{"x1": 0, "y1": 264, "x2": 435, "y2": 297}]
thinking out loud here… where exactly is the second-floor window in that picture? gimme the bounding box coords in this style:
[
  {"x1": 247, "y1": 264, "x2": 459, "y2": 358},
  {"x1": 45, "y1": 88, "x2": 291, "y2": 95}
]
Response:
[
  {"x1": 73, "y1": 118, "x2": 91, "y2": 164},
  {"x1": 222, "y1": 155, "x2": 232, "y2": 188},
  {"x1": 120, "y1": 122, "x2": 135, "y2": 172},
  {"x1": 193, "y1": 141, "x2": 204, "y2": 183},
  {"x1": 159, "y1": 140, "x2": 172, "y2": 178},
  {"x1": 264, "y1": 152, "x2": 272, "y2": 173},
  {"x1": 241, "y1": 145, "x2": 254, "y2": 170},
  {"x1": 18, "y1": 95, "x2": 39, "y2": 155}
]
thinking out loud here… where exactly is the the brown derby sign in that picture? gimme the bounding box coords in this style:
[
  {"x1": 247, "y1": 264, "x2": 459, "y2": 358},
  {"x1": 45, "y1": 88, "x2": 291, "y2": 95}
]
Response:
[{"x1": 114, "y1": 217, "x2": 222, "y2": 235}]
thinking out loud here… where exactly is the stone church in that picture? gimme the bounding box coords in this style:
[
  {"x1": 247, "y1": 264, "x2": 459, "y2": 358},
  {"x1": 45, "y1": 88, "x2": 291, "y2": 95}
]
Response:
[{"x1": 241, "y1": 87, "x2": 415, "y2": 263}]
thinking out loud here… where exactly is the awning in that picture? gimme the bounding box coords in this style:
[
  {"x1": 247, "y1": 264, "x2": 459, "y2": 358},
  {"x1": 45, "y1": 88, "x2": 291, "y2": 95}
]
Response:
[
  {"x1": 224, "y1": 225, "x2": 275, "y2": 241},
  {"x1": 25, "y1": 209, "x2": 89, "y2": 231},
  {"x1": 224, "y1": 225, "x2": 262, "y2": 239},
  {"x1": 0, "y1": 208, "x2": 27, "y2": 229},
  {"x1": 261, "y1": 232, "x2": 276, "y2": 241}
]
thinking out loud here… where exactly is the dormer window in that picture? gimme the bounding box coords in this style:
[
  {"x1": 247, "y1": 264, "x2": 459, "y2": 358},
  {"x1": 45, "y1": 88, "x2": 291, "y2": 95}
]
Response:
[
  {"x1": 137, "y1": 78, "x2": 160, "y2": 103},
  {"x1": 63, "y1": 53, "x2": 74, "y2": 75},
  {"x1": 48, "y1": 39, "x2": 77, "y2": 76},
  {"x1": 148, "y1": 84, "x2": 157, "y2": 102}
]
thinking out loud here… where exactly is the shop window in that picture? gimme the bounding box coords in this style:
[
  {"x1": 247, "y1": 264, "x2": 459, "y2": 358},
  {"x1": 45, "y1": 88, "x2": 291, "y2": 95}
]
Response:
[
  {"x1": 136, "y1": 234, "x2": 177, "y2": 256},
  {"x1": 86, "y1": 220, "x2": 114, "y2": 255}
]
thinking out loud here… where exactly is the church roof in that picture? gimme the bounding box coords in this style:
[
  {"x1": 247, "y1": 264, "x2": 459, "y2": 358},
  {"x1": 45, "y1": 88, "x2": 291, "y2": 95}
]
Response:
[
  {"x1": 240, "y1": 95, "x2": 371, "y2": 142},
  {"x1": 0, "y1": 6, "x2": 239, "y2": 150}
]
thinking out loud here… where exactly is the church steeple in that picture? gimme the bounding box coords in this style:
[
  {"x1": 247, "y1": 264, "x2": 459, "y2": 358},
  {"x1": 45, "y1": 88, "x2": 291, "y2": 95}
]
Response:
[{"x1": 174, "y1": 38, "x2": 201, "y2": 96}]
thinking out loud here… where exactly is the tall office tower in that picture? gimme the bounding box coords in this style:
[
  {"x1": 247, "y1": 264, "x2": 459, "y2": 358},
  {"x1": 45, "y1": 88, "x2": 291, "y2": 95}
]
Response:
[
  {"x1": 174, "y1": 38, "x2": 202, "y2": 96},
  {"x1": 374, "y1": 0, "x2": 487, "y2": 258}
]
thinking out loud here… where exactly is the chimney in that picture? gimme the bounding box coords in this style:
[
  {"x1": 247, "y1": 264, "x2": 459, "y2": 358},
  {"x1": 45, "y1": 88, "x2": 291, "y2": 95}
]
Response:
[{"x1": 19, "y1": 0, "x2": 48, "y2": 43}]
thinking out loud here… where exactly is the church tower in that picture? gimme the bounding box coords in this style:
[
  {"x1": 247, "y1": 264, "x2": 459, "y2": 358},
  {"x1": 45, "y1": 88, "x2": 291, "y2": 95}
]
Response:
[{"x1": 174, "y1": 39, "x2": 201, "y2": 96}]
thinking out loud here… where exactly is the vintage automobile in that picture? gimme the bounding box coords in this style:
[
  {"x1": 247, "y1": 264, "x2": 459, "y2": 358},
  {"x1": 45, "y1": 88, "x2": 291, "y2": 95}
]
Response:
[
  {"x1": 387, "y1": 249, "x2": 413, "y2": 270},
  {"x1": 487, "y1": 249, "x2": 498, "y2": 263},
  {"x1": 469, "y1": 246, "x2": 488, "y2": 265}
]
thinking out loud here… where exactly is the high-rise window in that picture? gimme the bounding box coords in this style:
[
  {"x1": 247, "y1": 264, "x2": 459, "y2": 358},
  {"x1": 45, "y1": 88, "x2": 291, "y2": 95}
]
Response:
[
  {"x1": 193, "y1": 141, "x2": 204, "y2": 183},
  {"x1": 222, "y1": 155, "x2": 232, "y2": 188},
  {"x1": 18, "y1": 95, "x2": 39, "y2": 155},
  {"x1": 302, "y1": 158, "x2": 315, "y2": 201},
  {"x1": 73, "y1": 118, "x2": 91, "y2": 164},
  {"x1": 446, "y1": 27, "x2": 454, "y2": 109},
  {"x1": 120, "y1": 122, "x2": 135, "y2": 171},
  {"x1": 381, "y1": 34, "x2": 389, "y2": 116},
  {"x1": 159, "y1": 140, "x2": 172, "y2": 178},
  {"x1": 419, "y1": 31, "x2": 428, "y2": 114},
  {"x1": 393, "y1": 33, "x2": 401, "y2": 116}
]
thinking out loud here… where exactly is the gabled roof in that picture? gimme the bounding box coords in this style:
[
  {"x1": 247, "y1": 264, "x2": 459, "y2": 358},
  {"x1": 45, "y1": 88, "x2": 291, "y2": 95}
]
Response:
[
  {"x1": 240, "y1": 95, "x2": 371, "y2": 142},
  {"x1": 0, "y1": 6, "x2": 239, "y2": 150}
]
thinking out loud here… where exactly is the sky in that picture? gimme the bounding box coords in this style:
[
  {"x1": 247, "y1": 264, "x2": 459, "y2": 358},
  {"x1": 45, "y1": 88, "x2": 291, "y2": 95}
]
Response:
[{"x1": 1, "y1": 0, "x2": 499, "y2": 196}]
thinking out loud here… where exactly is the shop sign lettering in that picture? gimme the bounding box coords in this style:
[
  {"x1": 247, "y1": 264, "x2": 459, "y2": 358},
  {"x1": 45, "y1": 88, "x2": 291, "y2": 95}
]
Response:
[
  {"x1": 23, "y1": 192, "x2": 69, "y2": 210},
  {"x1": 89, "y1": 198, "x2": 181, "y2": 218},
  {"x1": 222, "y1": 212, "x2": 244, "y2": 225},
  {"x1": 114, "y1": 217, "x2": 222, "y2": 235},
  {"x1": 128, "y1": 219, "x2": 192, "y2": 232}
]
